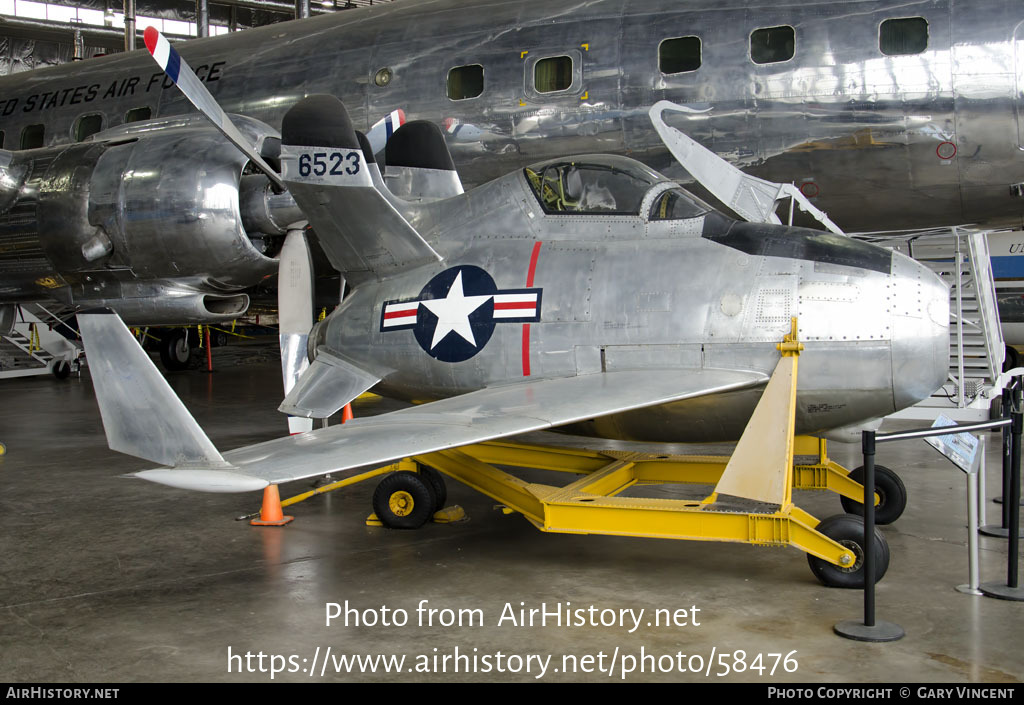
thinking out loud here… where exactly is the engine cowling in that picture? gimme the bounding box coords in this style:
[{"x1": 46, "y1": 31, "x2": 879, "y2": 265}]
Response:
[{"x1": 0, "y1": 114, "x2": 303, "y2": 324}]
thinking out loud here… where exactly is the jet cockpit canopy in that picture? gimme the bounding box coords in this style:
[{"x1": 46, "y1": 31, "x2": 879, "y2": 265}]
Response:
[{"x1": 523, "y1": 154, "x2": 710, "y2": 220}]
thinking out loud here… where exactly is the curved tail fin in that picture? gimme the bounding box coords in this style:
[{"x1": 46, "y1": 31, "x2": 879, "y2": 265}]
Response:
[
  {"x1": 279, "y1": 95, "x2": 442, "y2": 279},
  {"x1": 383, "y1": 120, "x2": 464, "y2": 201}
]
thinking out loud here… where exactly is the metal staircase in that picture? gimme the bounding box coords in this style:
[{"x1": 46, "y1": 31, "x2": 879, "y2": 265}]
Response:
[
  {"x1": 858, "y1": 227, "x2": 1007, "y2": 421},
  {"x1": 0, "y1": 304, "x2": 83, "y2": 379}
]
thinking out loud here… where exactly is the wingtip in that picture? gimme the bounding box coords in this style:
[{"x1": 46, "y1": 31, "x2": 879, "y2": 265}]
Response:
[{"x1": 135, "y1": 468, "x2": 269, "y2": 493}]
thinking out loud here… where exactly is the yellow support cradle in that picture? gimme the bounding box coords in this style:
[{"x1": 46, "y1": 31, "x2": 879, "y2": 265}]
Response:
[
  {"x1": 407, "y1": 319, "x2": 860, "y2": 573},
  {"x1": 273, "y1": 318, "x2": 887, "y2": 584}
]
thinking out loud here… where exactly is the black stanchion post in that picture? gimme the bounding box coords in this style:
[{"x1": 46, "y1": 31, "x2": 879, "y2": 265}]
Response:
[
  {"x1": 834, "y1": 431, "x2": 904, "y2": 641},
  {"x1": 981, "y1": 381, "x2": 1024, "y2": 600},
  {"x1": 1012, "y1": 409, "x2": 1020, "y2": 588},
  {"x1": 981, "y1": 386, "x2": 1021, "y2": 538},
  {"x1": 864, "y1": 432, "x2": 876, "y2": 627},
  {"x1": 1003, "y1": 388, "x2": 1012, "y2": 526}
]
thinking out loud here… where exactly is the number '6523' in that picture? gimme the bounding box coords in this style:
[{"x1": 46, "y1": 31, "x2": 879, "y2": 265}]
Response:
[{"x1": 297, "y1": 151, "x2": 361, "y2": 178}]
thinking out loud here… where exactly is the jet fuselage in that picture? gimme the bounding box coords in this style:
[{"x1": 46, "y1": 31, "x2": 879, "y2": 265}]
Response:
[{"x1": 308, "y1": 155, "x2": 949, "y2": 442}]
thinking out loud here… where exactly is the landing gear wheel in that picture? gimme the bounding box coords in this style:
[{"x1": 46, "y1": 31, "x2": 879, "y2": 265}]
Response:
[
  {"x1": 372, "y1": 471, "x2": 437, "y2": 529},
  {"x1": 808, "y1": 514, "x2": 890, "y2": 588},
  {"x1": 50, "y1": 359, "x2": 71, "y2": 380},
  {"x1": 159, "y1": 329, "x2": 192, "y2": 371},
  {"x1": 1003, "y1": 345, "x2": 1020, "y2": 373},
  {"x1": 418, "y1": 466, "x2": 447, "y2": 512},
  {"x1": 990, "y1": 396, "x2": 1003, "y2": 421},
  {"x1": 839, "y1": 465, "x2": 907, "y2": 525}
]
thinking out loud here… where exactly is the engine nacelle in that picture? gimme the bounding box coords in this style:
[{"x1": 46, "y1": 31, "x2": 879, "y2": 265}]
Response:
[{"x1": 0, "y1": 114, "x2": 303, "y2": 323}]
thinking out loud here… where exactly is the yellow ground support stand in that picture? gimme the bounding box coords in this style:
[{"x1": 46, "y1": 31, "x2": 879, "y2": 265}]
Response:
[
  {"x1": 403, "y1": 320, "x2": 863, "y2": 578},
  {"x1": 451, "y1": 436, "x2": 872, "y2": 511},
  {"x1": 268, "y1": 319, "x2": 886, "y2": 585}
]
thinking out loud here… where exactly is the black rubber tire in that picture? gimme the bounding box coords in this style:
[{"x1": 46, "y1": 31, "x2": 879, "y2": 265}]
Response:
[
  {"x1": 1003, "y1": 345, "x2": 1020, "y2": 373},
  {"x1": 418, "y1": 466, "x2": 447, "y2": 512},
  {"x1": 372, "y1": 471, "x2": 437, "y2": 530},
  {"x1": 839, "y1": 464, "x2": 907, "y2": 525},
  {"x1": 159, "y1": 329, "x2": 192, "y2": 371},
  {"x1": 50, "y1": 359, "x2": 71, "y2": 380},
  {"x1": 808, "y1": 514, "x2": 890, "y2": 588},
  {"x1": 990, "y1": 396, "x2": 1003, "y2": 421}
]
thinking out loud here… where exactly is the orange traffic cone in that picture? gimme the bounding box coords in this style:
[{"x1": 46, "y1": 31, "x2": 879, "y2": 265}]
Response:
[
  {"x1": 250, "y1": 485, "x2": 294, "y2": 526},
  {"x1": 341, "y1": 403, "x2": 354, "y2": 423}
]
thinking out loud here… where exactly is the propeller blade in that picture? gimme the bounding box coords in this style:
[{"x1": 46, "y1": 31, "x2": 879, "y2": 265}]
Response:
[
  {"x1": 143, "y1": 27, "x2": 286, "y2": 191},
  {"x1": 278, "y1": 228, "x2": 315, "y2": 434},
  {"x1": 366, "y1": 109, "x2": 406, "y2": 155}
]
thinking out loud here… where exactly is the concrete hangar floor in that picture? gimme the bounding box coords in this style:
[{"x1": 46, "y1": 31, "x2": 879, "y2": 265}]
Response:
[{"x1": 0, "y1": 354, "x2": 1020, "y2": 684}]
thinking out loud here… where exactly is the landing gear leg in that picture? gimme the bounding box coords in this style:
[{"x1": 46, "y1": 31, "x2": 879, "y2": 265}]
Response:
[{"x1": 159, "y1": 329, "x2": 192, "y2": 371}]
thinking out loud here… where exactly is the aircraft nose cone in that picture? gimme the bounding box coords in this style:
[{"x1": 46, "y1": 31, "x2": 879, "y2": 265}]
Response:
[{"x1": 890, "y1": 253, "x2": 949, "y2": 410}]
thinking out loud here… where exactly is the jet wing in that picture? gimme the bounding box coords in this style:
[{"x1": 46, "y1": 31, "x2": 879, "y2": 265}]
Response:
[{"x1": 136, "y1": 369, "x2": 768, "y2": 492}]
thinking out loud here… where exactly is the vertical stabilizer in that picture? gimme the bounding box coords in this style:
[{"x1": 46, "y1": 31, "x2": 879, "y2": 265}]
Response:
[
  {"x1": 383, "y1": 120, "x2": 464, "y2": 201},
  {"x1": 279, "y1": 95, "x2": 442, "y2": 279}
]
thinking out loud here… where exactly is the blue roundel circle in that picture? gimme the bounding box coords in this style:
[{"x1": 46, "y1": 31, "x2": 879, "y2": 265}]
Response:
[{"x1": 413, "y1": 265, "x2": 498, "y2": 362}]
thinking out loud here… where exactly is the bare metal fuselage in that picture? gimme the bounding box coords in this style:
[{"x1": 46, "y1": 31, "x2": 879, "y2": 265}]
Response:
[
  {"x1": 309, "y1": 163, "x2": 949, "y2": 442},
  {"x1": 0, "y1": 0, "x2": 1022, "y2": 235}
]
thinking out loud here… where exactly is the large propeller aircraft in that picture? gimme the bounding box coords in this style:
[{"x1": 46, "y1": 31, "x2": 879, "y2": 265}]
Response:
[
  {"x1": 0, "y1": 0, "x2": 1019, "y2": 369},
  {"x1": 73, "y1": 29, "x2": 950, "y2": 586}
]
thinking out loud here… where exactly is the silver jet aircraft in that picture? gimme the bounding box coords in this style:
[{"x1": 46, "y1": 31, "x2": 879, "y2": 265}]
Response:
[
  {"x1": 0, "y1": 0, "x2": 1022, "y2": 331},
  {"x1": 74, "y1": 34, "x2": 950, "y2": 586},
  {"x1": 78, "y1": 88, "x2": 950, "y2": 492}
]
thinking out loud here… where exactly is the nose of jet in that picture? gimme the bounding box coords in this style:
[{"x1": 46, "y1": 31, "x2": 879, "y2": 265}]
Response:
[{"x1": 889, "y1": 252, "x2": 950, "y2": 410}]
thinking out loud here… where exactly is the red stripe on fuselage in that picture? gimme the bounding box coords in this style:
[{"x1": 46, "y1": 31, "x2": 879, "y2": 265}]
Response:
[
  {"x1": 521, "y1": 324, "x2": 531, "y2": 377},
  {"x1": 526, "y1": 242, "x2": 542, "y2": 288},
  {"x1": 522, "y1": 242, "x2": 542, "y2": 376}
]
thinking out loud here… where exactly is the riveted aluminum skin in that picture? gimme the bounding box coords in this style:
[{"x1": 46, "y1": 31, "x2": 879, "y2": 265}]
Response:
[
  {"x1": 383, "y1": 166, "x2": 464, "y2": 202},
  {"x1": 311, "y1": 155, "x2": 950, "y2": 443},
  {"x1": 0, "y1": 0, "x2": 1021, "y2": 232}
]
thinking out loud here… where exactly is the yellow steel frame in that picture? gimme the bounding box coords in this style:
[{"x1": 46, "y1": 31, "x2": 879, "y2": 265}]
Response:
[
  {"x1": 410, "y1": 450, "x2": 855, "y2": 567},
  {"x1": 459, "y1": 436, "x2": 873, "y2": 506},
  {"x1": 404, "y1": 319, "x2": 858, "y2": 568},
  {"x1": 276, "y1": 319, "x2": 865, "y2": 569}
]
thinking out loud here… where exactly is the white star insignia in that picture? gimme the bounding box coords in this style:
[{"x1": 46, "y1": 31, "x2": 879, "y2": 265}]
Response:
[{"x1": 420, "y1": 271, "x2": 493, "y2": 349}]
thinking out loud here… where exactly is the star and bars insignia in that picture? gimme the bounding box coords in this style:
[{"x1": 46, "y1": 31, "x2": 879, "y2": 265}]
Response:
[{"x1": 380, "y1": 265, "x2": 542, "y2": 363}]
